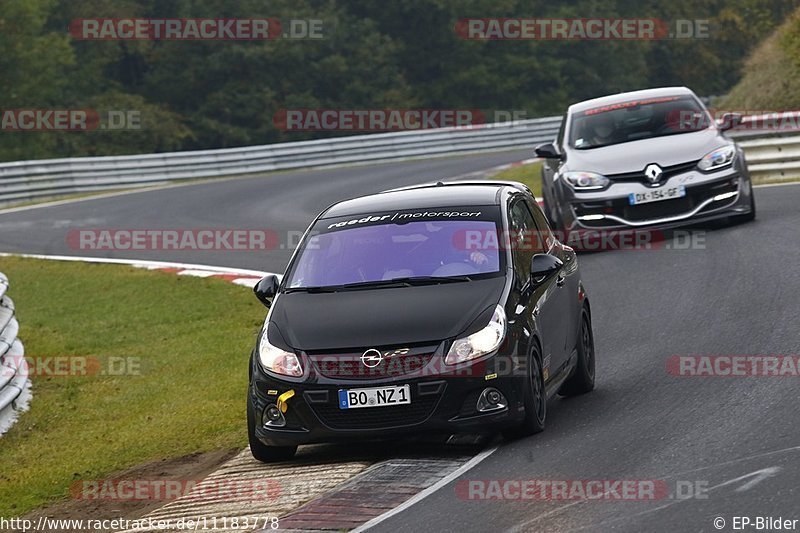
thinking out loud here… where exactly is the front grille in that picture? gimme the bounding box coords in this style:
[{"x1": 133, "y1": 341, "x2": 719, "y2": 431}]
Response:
[
  {"x1": 308, "y1": 384, "x2": 443, "y2": 430},
  {"x1": 608, "y1": 160, "x2": 700, "y2": 186},
  {"x1": 624, "y1": 197, "x2": 693, "y2": 220},
  {"x1": 308, "y1": 347, "x2": 436, "y2": 380},
  {"x1": 311, "y1": 353, "x2": 435, "y2": 379},
  {"x1": 574, "y1": 178, "x2": 738, "y2": 225}
]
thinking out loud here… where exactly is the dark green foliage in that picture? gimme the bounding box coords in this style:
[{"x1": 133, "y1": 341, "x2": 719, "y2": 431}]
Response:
[{"x1": 0, "y1": 0, "x2": 794, "y2": 161}]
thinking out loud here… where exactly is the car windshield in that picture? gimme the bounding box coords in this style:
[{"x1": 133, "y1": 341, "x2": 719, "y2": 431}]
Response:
[
  {"x1": 284, "y1": 207, "x2": 504, "y2": 289},
  {"x1": 569, "y1": 95, "x2": 711, "y2": 150}
]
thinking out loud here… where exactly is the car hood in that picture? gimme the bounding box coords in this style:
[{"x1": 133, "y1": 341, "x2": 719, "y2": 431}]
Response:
[
  {"x1": 268, "y1": 276, "x2": 506, "y2": 351},
  {"x1": 565, "y1": 128, "x2": 729, "y2": 174}
]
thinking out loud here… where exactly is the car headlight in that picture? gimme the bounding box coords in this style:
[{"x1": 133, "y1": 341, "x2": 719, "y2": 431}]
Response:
[
  {"x1": 258, "y1": 330, "x2": 303, "y2": 377},
  {"x1": 445, "y1": 305, "x2": 506, "y2": 364},
  {"x1": 562, "y1": 171, "x2": 610, "y2": 190},
  {"x1": 698, "y1": 145, "x2": 736, "y2": 172}
]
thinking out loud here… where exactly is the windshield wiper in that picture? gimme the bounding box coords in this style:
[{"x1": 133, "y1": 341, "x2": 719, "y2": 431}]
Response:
[
  {"x1": 283, "y1": 285, "x2": 341, "y2": 293},
  {"x1": 392, "y1": 275, "x2": 472, "y2": 284},
  {"x1": 284, "y1": 275, "x2": 472, "y2": 293},
  {"x1": 339, "y1": 275, "x2": 472, "y2": 290}
]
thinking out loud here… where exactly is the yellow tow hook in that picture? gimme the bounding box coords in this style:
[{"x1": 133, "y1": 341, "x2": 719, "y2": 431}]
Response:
[{"x1": 276, "y1": 390, "x2": 295, "y2": 414}]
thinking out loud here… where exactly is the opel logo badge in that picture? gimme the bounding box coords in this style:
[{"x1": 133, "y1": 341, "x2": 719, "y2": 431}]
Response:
[
  {"x1": 644, "y1": 163, "x2": 663, "y2": 184},
  {"x1": 361, "y1": 348, "x2": 383, "y2": 368}
]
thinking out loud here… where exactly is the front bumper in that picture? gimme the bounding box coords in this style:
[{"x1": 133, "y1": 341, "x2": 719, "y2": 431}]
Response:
[
  {"x1": 559, "y1": 164, "x2": 753, "y2": 231},
  {"x1": 248, "y1": 351, "x2": 527, "y2": 447}
]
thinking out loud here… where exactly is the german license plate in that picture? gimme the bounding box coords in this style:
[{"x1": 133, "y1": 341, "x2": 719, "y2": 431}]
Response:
[
  {"x1": 338, "y1": 385, "x2": 411, "y2": 409},
  {"x1": 629, "y1": 185, "x2": 686, "y2": 205}
]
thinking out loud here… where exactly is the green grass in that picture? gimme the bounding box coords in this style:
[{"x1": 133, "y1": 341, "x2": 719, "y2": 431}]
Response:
[
  {"x1": 490, "y1": 160, "x2": 544, "y2": 197},
  {"x1": 722, "y1": 7, "x2": 800, "y2": 110},
  {"x1": 0, "y1": 257, "x2": 265, "y2": 515}
]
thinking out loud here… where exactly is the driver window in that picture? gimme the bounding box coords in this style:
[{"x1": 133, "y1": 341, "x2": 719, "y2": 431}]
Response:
[
  {"x1": 509, "y1": 200, "x2": 545, "y2": 283},
  {"x1": 529, "y1": 202, "x2": 555, "y2": 250}
]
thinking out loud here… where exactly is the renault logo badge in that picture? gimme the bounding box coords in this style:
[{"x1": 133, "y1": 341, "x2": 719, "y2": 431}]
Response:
[{"x1": 644, "y1": 163, "x2": 663, "y2": 184}]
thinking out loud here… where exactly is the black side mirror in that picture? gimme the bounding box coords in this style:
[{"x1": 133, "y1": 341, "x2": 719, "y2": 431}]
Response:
[
  {"x1": 534, "y1": 142, "x2": 562, "y2": 159},
  {"x1": 530, "y1": 253, "x2": 563, "y2": 283},
  {"x1": 717, "y1": 112, "x2": 743, "y2": 132},
  {"x1": 254, "y1": 275, "x2": 280, "y2": 307}
]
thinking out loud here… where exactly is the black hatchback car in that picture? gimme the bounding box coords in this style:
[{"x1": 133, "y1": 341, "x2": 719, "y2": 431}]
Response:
[{"x1": 247, "y1": 181, "x2": 596, "y2": 462}]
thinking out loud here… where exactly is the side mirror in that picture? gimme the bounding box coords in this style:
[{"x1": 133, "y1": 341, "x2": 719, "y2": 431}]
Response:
[
  {"x1": 530, "y1": 253, "x2": 563, "y2": 283},
  {"x1": 534, "y1": 142, "x2": 562, "y2": 160},
  {"x1": 717, "y1": 112, "x2": 743, "y2": 132},
  {"x1": 254, "y1": 275, "x2": 280, "y2": 307}
]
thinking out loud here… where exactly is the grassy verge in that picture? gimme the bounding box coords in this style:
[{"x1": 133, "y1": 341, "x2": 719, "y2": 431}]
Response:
[
  {"x1": 490, "y1": 161, "x2": 544, "y2": 197},
  {"x1": 721, "y1": 8, "x2": 800, "y2": 110},
  {"x1": 0, "y1": 257, "x2": 264, "y2": 516}
]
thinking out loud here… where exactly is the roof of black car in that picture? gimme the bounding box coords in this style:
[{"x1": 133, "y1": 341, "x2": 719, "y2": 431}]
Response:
[
  {"x1": 321, "y1": 181, "x2": 520, "y2": 218},
  {"x1": 569, "y1": 86, "x2": 695, "y2": 114}
]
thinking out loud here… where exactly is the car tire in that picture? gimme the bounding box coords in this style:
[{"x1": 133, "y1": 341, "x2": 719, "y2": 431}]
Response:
[
  {"x1": 543, "y1": 195, "x2": 566, "y2": 236},
  {"x1": 247, "y1": 396, "x2": 297, "y2": 463},
  {"x1": 502, "y1": 345, "x2": 546, "y2": 439},
  {"x1": 730, "y1": 192, "x2": 756, "y2": 224},
  {"x1": 558, "y1": 308, "x2": 596, "y2": 397}
]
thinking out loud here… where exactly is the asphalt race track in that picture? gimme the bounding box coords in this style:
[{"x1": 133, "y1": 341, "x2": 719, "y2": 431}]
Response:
[
  {"x1": 0, "y1": 150, "x2": 530, "y2": 273},
  {"x1": 370, "y1": 183, "x2": 800, "y2": 532},
  {"x1": 2, "y1": 152, "x2": 799, "y2": 531}
]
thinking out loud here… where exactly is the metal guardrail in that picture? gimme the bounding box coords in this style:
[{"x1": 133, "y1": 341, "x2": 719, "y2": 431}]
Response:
[
  {"x1": 0, "y1": 113, "x2": 797, "y2": 206},
  {"x1": 0, "y1": 117, "x2": 562, "y2": 205},
  {"x1": 0, "y1": 272, "x2": 30, "y2": 435},
  {"x1": 734, "y1": 132, "x2": 800, "y2": 181}
]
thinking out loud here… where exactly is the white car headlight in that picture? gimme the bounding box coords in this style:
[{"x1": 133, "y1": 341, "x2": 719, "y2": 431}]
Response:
[
  {"x1": 563, "y1": 171, "x2": 610, "y2": 190},
  {"x1": 698, "y1": 145, "x2": 736, "y2": 172},
  {"x1": 445, "y1": 305, "x2": 506, "y2": 364},
  {"x1": 259, "y1": 330, "x2": 303, "y2": 377}
]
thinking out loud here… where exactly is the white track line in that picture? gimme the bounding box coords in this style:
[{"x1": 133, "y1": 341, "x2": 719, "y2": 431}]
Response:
[
  {"x1": 351, "y1": 445, "x2": 499, "y2": 532},
  {"x1": 753, "y1": 180, "x2": 800, "y2": 189}
]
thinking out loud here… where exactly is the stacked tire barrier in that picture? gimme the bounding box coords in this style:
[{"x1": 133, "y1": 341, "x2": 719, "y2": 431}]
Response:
[{"x1": 0, "y1": 272, "x2": 31, "y2": 435}]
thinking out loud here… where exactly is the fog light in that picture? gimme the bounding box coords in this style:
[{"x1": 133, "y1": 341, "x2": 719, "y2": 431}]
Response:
[
  {"x1": 262, "y1": 404, "x2": 286, "y2": 428},
  {"x1": 477, "y1": 388, "x2": 507, "y2": 413},
  {"x1": 486, "y1": 390, "x2": 502, "y2": 405}
]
